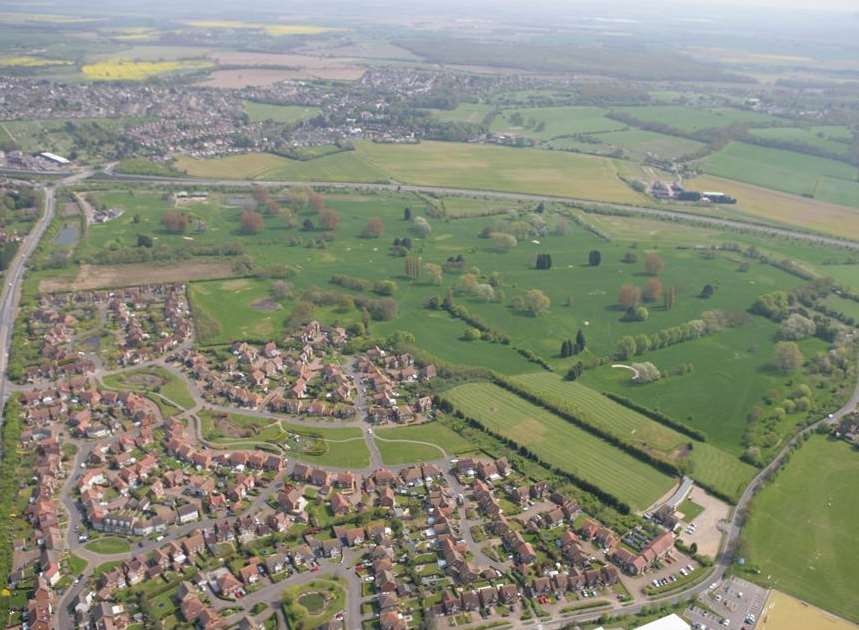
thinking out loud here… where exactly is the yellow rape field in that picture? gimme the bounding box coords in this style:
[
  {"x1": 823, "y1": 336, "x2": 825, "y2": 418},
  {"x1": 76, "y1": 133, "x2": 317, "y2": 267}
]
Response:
[
  {"x1": 81, "y1": 59, "x2": 212, "y2": 81},
  {"x1": 0, "y1": 56, "x2": 70, "y2": 67},
  {"x1": 186, "y1": 20, "x2": 342, "y2": 36}
]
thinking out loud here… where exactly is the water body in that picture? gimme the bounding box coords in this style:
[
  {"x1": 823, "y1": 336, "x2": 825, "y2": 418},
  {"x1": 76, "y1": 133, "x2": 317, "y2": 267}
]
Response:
[{"x1": 53, "y1": 222, "x2": 80, "y2": 247}]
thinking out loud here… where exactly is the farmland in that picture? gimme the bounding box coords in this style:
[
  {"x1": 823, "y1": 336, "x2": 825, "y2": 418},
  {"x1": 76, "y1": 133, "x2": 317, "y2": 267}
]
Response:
[
  {"x1": 81, "y1": 59, "x2": 213, "y2": 81},
  {"x1": 614, "y1": 105, "x2": 785, "y2": 133},
  {"x1": 701, "y1": 142, "x2": 859, "y2": 208},
  {"x1": 749, "y1": 125, "x2": 853, "y2": 156},
  {"x1": 741, "y1": 436, "x2": 859, "y2": 624},
  {"x1": 443, "y1": 382, "x2": 676, "y2": 511},
  {"x1": 489, "y1": 106, "x2": 627, "y2": 139},
  {"x1": 508, "y1": 372, "x2": 757, "y2": 501}
]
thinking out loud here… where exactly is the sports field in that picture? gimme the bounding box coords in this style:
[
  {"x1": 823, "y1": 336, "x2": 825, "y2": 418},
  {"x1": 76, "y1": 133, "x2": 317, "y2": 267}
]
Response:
[
  {"x1": 509, "y1": 373, "x2": 756, "y2": 501},
  {"x1": 758, "y1": 590, "x2": 859, "y2": 630},
  {"x1": 444, "y1": 382, "x2": 676, "y2": 510},
  {"x1": 742, "y1": 436, "x2": 859, "y2": 624},
  {"x1": 702, "y1": 142, "x2": 859, "y2": 208}
]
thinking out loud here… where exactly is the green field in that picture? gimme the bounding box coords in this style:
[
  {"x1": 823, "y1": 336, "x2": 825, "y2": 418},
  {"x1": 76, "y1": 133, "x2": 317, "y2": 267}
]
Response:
[
  {"x1": 243, "y1": 101, "x2": 321, "y2": 123},
  {"x1": 702, "y1": 142, "x2": 859, "y2": 208},
  {"x1": 615, "y1": 106, "x2": 784, "y2": 134},
  {"x1": 102, "y1": 366, "x2": 195, "y2": 409},
  {"x1": 490, "y1": 106, "x2": 627, "y2": 140},
  {"x1": 85, "y1": 536, "x2": 131, "y2": 554},
  {"x1": 584, "y1": 129, "x2": 706, "y2": 160},
  {"x1": 582, "y1": 318, "x2": 828, "y2": 456},
  {"x1": 509, "y1": 373, "x2": 756, "y2": 501},
  {"x1": 749, "y1": 126, "x2": 853, "y2": 156},
  {"x1": 374, "y1": 421, "x2": 476, "y2": 465},
  {"x1": 742, "y1": 435, "x2": 859, "y2": 624},
  {"x1": 824, "y1": 266, "x2": 859, "y2": 291},
  {"x1": 431, "y1": 103, "x2": 493, "y2": 124},
  {"x1": 177, "y1": 140, "x2": 648, "y2": 204},
  {"x1": 190, "y1": 278, "x2": 290, "y2": 346},
  {"x1": 444, "y1": 382, "x2": 676, "y2": 510}
]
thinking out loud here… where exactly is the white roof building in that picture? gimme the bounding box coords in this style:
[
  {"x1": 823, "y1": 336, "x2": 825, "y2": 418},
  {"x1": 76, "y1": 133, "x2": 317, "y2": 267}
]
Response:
[{"x1": 635, "y1": 614, "x2": 692, "y2": 630}]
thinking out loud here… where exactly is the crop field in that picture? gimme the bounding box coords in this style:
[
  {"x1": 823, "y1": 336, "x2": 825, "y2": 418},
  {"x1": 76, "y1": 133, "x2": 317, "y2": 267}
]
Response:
[
  {"x1": 749, "y1": 126, "x2": 853, "y2": 156},
  {"x1": 444, "y1": 382, "x2": 676, "y2": 510},
  {"x1": 185, "y1": 20, "x2": 342, "y2": 36},
  {"x1": 742, "y1": 436, "x2": 859, "y2": 624},
  {"x1": 81, "y1": 59, "x2": 212, "y2": 80},
  {"x1": 614, "y1": 106, "x2": 785, "y2": 133},
  {"x1": 687, "y1": 175, "x2": 859, "y2": 240},
  {"x1": 582, "y1": 317, "x2": 827, "y2": 456},
  {"x1": 509, "y1": 372, "x2": 756, "y2": 501},
  {"x1": 489, "y1": 106, "x2": 627, "y2": 139},
  {"x1": 243, "y1": 101, "x2": 320, "y2": 123},
  {"x1": 701, "y1": 142, "x2": 859, "y2": 208},
  {"x1": 374, "y1": 421, "x2": 476, "y2": 465},
  {"x1": 0, "y1": 55, "x2": 70, "y2": 67}
]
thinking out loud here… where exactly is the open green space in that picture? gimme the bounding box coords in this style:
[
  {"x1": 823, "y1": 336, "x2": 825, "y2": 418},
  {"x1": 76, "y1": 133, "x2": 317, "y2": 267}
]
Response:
[
  {"x1": 582, "y1": 129, "x2": 706, "y2": 161},
  {"x1": 614, "y1": 106, "x2": 785, "y2": 134},
  {"x1": 85, "y1": 536, "x2": 131, "y2": 554},
  {"x1": 702, "y1": 142, "x2": 859, "y2": 208},
  {"x1": 444, "y1": 382, "x2": 676, "y2": 511},
  {"x1": 581, "y1": 317, "x2": 828, "y2": 456},
  {"x1": 509, "y1": 372, "x2": 756, "y2": 501},
  {"x1": 678, "y1": 498, "x2": 704, "y2": 522},
  {"x1": 102, "y1": 366, "x2": 195, "y2": 409},
  {"x1": 430, "y1": 103, "x2": 493, "y2": 124},
  {"x1": 490, "y1": 106, "x2": 627, "y2": 139},
  {"x1": 243, "y1": 101, "x2": 321, "y2": 123},
  {"x1": 748, "y1": 125, "x2": 853, "y2": 156},
  {"x1": 374, "y1": 420, "x2": 476, "y2": 465},
  {"x1": 282, "y1": 578, "x2": 346, "y2": 630},
  {"x1": 741, "y1": 435, "x2": 859, "y2": 624}
]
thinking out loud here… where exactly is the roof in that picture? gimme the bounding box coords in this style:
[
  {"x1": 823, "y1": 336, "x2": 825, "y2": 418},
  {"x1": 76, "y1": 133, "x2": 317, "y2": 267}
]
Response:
[{"x1": 634, "y1": 613, "x2": 691, "y2": 630}]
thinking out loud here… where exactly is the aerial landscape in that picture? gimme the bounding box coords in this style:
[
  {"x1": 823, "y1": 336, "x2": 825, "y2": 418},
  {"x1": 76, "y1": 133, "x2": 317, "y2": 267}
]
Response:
[{"x1": 0, "y1": 0, "x2": 858, "y2": 629}]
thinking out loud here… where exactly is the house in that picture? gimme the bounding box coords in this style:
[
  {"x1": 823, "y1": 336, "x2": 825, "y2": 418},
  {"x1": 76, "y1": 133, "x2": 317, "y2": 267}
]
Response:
[{"x1": 176, "y1": 504, "x2": 199, "y2": 524}]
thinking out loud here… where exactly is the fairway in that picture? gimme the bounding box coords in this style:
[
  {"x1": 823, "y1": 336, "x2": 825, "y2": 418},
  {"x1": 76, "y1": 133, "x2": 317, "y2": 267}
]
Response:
[
  {"x1": 702, "y1": 142, "x2": 859, "y2": 208},
  {"x1": 510, "y1": 373, "x2": 756, "y2": 501},
  {"x1": 742, "y1": 436, "x2": 859, "y2": 624},
  {"x1": 444, "y1": 382, "x2": 676, "y2": 510}
]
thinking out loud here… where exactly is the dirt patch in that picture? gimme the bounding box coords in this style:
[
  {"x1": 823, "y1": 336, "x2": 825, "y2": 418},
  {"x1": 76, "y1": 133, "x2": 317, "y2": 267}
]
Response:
[
  {"x1": 251, "y1": 297, "x2": 282, "y2": 312},
  {"x1": 39, "y1": 261, "x2": 236, "y2": 292},
  {"x1": 124, "y1": 373, "x2": 166, "y2": 389},
  {"x1": 198, "y1": 61, "x2": 363, "y2": 88},
  {"x1": 759, "y1": 590, "x2": 858, "y2": 630},
  {"x1": 680, "y1": 486, "x2": 730, "y2": 558}
]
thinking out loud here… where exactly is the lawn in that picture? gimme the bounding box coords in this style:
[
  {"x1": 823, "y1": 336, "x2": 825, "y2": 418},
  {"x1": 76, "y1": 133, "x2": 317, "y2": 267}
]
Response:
[
  {"x1": 614, "y1": 105, "x2": 785, "y2": 134},
  {"x1": 282, "y1": 578, "x2": 346, "y2": 629},
  {"x1": 443, "y1": 382, "x2": 676, "y2": 511},
  {"x1": 741, "y1": 435, "x2": 859, "y2": 624},
  {"x1": 102, "y1": 366, "x2": 195, "y2": 409},
  {"x1": 702, "y1": 142, "x2": 859, "y2": 208},
  {"x1": 374, "y1": 421, "x2": 476, "y2": 465},
  {"x1": 678, "y1": 498, "x2": 704, "y2": 522},
  {"x1": 85, "y1": 536, "x2": 131, "y2": 554},
  {"x1": 509, "y1": 372, "x2": 756, "y2": 502},
  {"x1": 243, "y1": 101, "x2": 321, "y2": 123}
]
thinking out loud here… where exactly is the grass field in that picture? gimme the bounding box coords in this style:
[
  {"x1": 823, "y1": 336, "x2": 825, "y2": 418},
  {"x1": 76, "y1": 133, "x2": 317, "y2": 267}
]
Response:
[
  {"x1": 85, "y1": 536, "x2": 131, "y2": 554},
  {"x1": 431, "y1": 103, "x2": 493, "y2": 124},
  {"x1": 823, "y1": 266, "x2": 859, "y2": 291},
  {"x1": 176, "y1": 141, "x2": 648, "y2": 204},
  {"x1": 374, "y1": 421, "x2": 476, "y2": 465},
  {"x1": 582, "y1": 317, "x2": 826, "y2": 456},
  {"x1": 490, "y1": 106, "x2": 627, "y2": 140},
  {"x1": 444, "y1": 382, "x2": 676, "y2": 510},
  {"x1": 615, "y1": 106, "x2": 785, "y2": 133},
  {"x1": 81, "y1": 59, "x2": 212, "y2": 80},
  {"x1": 742, "y1": 436, "x2": 859, "y2": 624},
  {"x1": 190, "y1": 278, "x2": 290, "y2": 345},
  {"x1": 749, "y1": 126, "x2": 853, "y2": 157},
  {"x1": 243, "y1": 101, "x2": 320, "y2": 123},
  {"x1": 282, "y1": 578, "x2": 346, "y2": 629},
  {"x1": 702, "y1": 142, "x2": 859, "y2": 208},
  {"x1": 102, "y1": 366, "x2": 195, "y2": 409},
  {"x1": 688, "y1": 175, "x2": 859, "y2": 240},
  {"x1": 509, "y1": 372, "x2": 756, "y2": 501},
  {"x1": 584, "y1": 129, "x2": 706, "y2": 160}
]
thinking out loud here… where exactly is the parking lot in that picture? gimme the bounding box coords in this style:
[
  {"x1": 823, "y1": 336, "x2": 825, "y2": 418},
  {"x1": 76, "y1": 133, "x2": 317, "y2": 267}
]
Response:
[{"x1": 688, "y1": 577, "x2": 769, "y2": 629}]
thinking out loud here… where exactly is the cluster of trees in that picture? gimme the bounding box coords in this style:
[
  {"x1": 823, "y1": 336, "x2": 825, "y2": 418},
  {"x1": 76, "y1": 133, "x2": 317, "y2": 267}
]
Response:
[
  {"x1": 390, "y1": 237, "x2": 414, "y2": 257},
  {"x1": 631, "y1": 362, "x2": 661, "y2": 384},
  {"x1": 559, "y1": 330, "x2": 586, "y2": 357},
  {"x1": 240, "y1": 209, "x2": 264, "y2": 234},
  {"x1": 773, "y1": 341, "x2": 804, "y2": 373},
  {"x1": 511, "y1": 289, "x2": 551, "y2": 316},
  {"x1": 362, "y1": 217, "x2": 384, "y2": 239},
  {"x1": 432, "y1": 296, "x2": 510, "y2": 345},
  {"x1": 404, "y1": 256, "x2": 442, "y2": 285},
  {"x1": 615, "y1": 310, "x2": 746, "y2": 359},
  {"x1": 534, "y1": 253, "x2": 553, "y2": 270},
  {"x1": 162, "y1": 210, "x2": 190, "y2": 234},
  {"x1": 778, "y1": 313, "x2": 817, "y2": 341},
  {"x1": 751, "y1": 290, "x2": 792, "y2": 320},
  {"x1": 411, "y1": 216, "x2": 432, "y2": 238},
  {"x1": 565, "y1": 361, "x2": 585, "y2": 381},
  {"x1": 0, "y1": 397, "x2": 22, "y2": 622}
]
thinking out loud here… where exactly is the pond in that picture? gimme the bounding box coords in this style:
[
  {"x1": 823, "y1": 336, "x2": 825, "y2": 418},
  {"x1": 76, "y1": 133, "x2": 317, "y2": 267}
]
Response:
[{"x1": 53, "y1": 221, "x2": 80, "y2": 247}]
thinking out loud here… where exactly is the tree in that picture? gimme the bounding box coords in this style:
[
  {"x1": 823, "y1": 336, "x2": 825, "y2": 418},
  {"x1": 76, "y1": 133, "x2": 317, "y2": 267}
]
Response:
[
  {"x1": 618, "y1": 284, "x2": 642, "y2": 308},
  {"x1": 271, "y1": 280, "x2": 291, "y2": 300},
  {"x1": 535, "y1": 253, "x2": 552, "y2": 270},
  {"x1": 565, "y1": 362, "x2": 584, "y2": 381},
  {"x1": 405, "y1": 256, "x2": 422, "y2": 281},
  {"x1": 240, "y1": 209, "x2": 264, "y2": 234},
  {"x1": 307, "y1": 190, "x2": 325, "y2": 213},
  {"x1": 463, "y1": 327, "x2": 481, "y2": 341},
  {"x1": 588, "y1": 250, "x2": 602, "y2": 267},
  {"x1": 492, "y1": 233, "x2": 517, "y2": 252},
  {"x1": 622, "y1": 251, "x2": 638, "y2": 264},
  {"x1": 403, "y1": 207, "x2": 412, "y2": 221},
  {"x1": 632, "y1": 362, "x2": 661, "y2": 383},
  {"x1": 643, "y1": 277, "x2": 663, "y2": 302},
  {"x1": 664, "y1": 286, "x2": 678, "y2": 310},
  {"x1": 553, "y1": 218, "x2": 570, "y2": 236},
  {"x1": 774, "y1": 341, "x2": 803, "y2": 373},
  {"x1": 362, "y1": 217, "x2": 384, "y2": 238},
  {"x1": 560, "y1": 339, "x2": 573, "y2": 358},
  {"x1": 700, "y1": 284, "x2": 715, "y2": 299},
  {"x1": 575, "y1": 329, "x2": 586, "y2": 354},
  {"x1": 136, "y1": 234, "x2": 153, "y2": 248},
  {"x1": 473, "y1": 284, "x2": 496, "y2": 302},
  {"x1": 644, "y1": 252, "x2": 664, "y2": 275},
  {"x1": 779, "y1": 313, "x2": 816, "y2": 340},
  {"x1": 423, "y1": 262, "x2": 442, "y2": 286},
  {"x1": 318, "y1": 209, "x2": 340, "y2": 231},
  {"x1": 616, "y1": 336, "x2": 637, "y2": 360},
  {"x1": 161, "y1": 210, "x2": 188, "y2": 234},
  {"x1": 374, "y1": 280, "x2": 397, "y2": 296},
  {"x1": 522, "y1": 289, "x2": 551, "y2": 316},
  {"x1": 412, "y1": 216, "x2": 432, "y2": 238}
]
